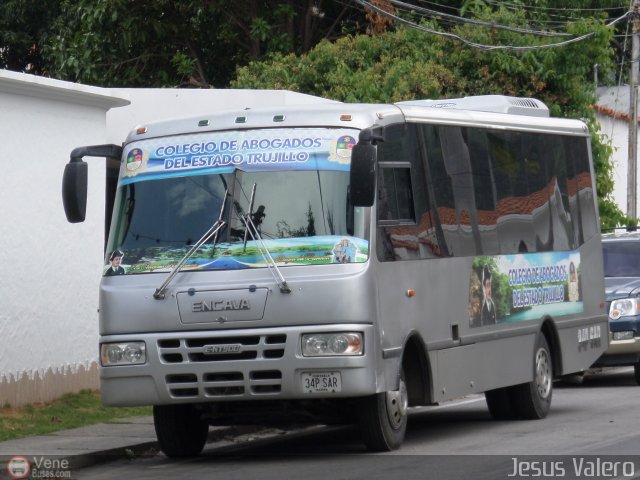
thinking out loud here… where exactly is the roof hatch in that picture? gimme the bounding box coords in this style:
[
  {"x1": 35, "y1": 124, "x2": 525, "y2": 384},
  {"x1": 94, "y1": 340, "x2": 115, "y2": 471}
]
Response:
[{"x1": 396, "y1": 95, "x2": 549, "y2": 117}]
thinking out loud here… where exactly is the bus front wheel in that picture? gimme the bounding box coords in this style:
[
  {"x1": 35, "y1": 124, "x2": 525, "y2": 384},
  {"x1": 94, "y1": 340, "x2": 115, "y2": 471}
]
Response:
[
  {"x1": 153, "y1": 404, "x2": 209, "y2": 457},
  {"x1": 357, "y1": 368, "x2": 408, "y2": 451}
]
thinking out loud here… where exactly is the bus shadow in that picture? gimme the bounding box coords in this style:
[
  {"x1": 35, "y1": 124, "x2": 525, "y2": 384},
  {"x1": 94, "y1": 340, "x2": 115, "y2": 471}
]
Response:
[
  {"x1": 195, "y1": 400, "x2": 494, "y2": 458},
  {"x1": 555, "y1": 367, "x2": 637, "y2": 389}
]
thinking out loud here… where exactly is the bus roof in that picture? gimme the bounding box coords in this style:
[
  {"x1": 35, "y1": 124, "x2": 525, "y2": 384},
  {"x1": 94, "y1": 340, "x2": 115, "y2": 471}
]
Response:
[{"x1": 125, "y1": 95, "x2": 588, "y2": 144}]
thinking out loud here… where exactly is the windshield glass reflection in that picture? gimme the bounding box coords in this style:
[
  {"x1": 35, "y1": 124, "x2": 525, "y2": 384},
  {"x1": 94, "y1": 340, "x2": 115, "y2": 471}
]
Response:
[
  {"x1": 603, "y1": 241, "x2": 640, "y2": 277},
  {"x1": 105, "y1": 169, "x2": 367, "y2": 274}
]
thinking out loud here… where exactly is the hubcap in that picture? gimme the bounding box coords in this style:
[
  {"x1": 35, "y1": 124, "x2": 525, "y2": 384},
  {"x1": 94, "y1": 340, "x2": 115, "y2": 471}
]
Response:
[
  {"x1": 535, "y1": 347, "x2": 552, "y2": 399},
  {"x1": 385, "y1": 377, "x2": 408, "y2": 429}
]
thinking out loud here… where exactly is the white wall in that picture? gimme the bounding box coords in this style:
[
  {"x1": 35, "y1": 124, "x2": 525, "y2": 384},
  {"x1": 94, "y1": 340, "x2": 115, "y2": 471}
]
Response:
[
  {"x1": 106, "y1": 88, "x2": 337, "y2": 143},
  {"x1": 598, "y1": 114, "x2": 629, "y2": 214},
  {"x1": 0, "y1": 70, "x2": 129, "y2": 388}
]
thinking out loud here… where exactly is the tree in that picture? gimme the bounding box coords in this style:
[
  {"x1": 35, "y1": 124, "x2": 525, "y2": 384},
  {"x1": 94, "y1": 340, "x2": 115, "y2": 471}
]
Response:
[
  {"x1": 306, "y1": 203, "x2": 316, "y2": 237},
  {"x1": 0, "y1": 0, "x2": 60, "y2": 75},
  {"x1": 232, "y1": 6, "x2": 626, "y2": 228},
  {"x1": 42, "y1": 0, "x2": 376, "y2": 87}
]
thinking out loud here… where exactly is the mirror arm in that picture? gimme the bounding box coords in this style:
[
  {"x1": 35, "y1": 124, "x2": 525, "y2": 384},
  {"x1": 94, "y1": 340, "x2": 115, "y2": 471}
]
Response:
[
  {"x1": 70, "y1": 144, "x2": 122, "y2": 163},
  {"x1": 358, "y1": 126, "x2": 385, "y2": 145}
]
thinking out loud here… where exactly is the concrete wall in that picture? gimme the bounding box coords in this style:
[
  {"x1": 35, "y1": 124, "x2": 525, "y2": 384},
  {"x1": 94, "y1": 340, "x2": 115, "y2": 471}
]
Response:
[
  {"x1": 106, "y1": 88, "x2": 336, "y2": 143},
  {"x1": 0, "y1": 74, "x2": 335, "y2": 406},
  {"x1": 0, "y1": 70, "x2": 129, "y2": 406}
]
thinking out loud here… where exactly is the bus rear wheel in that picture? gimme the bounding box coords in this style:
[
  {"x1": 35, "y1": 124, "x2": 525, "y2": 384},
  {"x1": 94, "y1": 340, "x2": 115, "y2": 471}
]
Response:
[
  {"x1": 485, "y1": 387, "x2": 518, "y2": 420},
  {"x1": 153, "y1": 404, "x2": 209, "y2": 457},
  {"x1": 512, "y1": 333, "x2": 553, "y2": 419},
  {"x1": 357, "y1": 369, "x2": 408, "y2": 451}
]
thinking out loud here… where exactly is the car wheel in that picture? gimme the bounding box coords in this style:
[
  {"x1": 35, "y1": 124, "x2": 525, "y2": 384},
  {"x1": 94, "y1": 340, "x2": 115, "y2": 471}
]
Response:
[
  {"x1": 153, "y1": 404, "x2": 209, "y2": 457},
  {"x1": 634, "y1": 361, "x2": 640, "y2": 386},
  {"x1": 357, "y1": 368, "x2": 408, "y2": 451},
  {"x1": 511, "y1": 333, "x2": 553, "y2": 419}
]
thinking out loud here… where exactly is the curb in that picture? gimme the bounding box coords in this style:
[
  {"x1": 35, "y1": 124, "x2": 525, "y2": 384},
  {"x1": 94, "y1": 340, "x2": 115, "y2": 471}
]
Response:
[
  {"x1": 0, "y1": 424, "x2": 268, "y2": 472},
  {"x1": 66, "y1": 424, "x2": 269, "y2": 470}
]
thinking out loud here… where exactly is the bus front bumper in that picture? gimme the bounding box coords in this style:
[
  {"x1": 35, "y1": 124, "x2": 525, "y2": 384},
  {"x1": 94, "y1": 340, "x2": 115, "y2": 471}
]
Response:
[{"x1": 99, "y1": 324, "x2": 379, "y2": 406}]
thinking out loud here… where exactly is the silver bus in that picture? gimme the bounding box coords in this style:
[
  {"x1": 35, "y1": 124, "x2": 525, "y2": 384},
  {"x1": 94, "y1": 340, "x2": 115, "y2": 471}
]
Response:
[{"x1": 62, "y1": 95, "x2": 607, "y2": 455}]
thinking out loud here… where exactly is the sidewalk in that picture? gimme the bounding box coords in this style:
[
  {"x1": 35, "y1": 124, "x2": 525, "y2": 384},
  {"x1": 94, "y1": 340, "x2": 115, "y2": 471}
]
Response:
[
  {"x1": 0, "y1": 416, "x2": 157, "y2": 470},
  {"x1": 0, "y1": 416, "x2": 265, "y2": 471}
]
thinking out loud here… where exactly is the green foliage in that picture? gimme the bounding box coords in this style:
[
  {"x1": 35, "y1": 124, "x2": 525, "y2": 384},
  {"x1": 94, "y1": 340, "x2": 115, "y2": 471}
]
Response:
[
  {"x1": 41, "y1": 1, "x2": 372, "y2": 87},
  {"x1": 0, "y1": 0, "x2": 60, "y2": 74},
  {"x1": 0, "y1": 390, "x2": 150, "y2": 442},
  {"x1": 235, "y1": 26, "x2": 456, "y2": 102},
  {"x1": 232, "y1": 8, "x2": 626, "y2": 228},
  {"x1": 45, "y1": 0, "x2": 217, "y2": 87}
]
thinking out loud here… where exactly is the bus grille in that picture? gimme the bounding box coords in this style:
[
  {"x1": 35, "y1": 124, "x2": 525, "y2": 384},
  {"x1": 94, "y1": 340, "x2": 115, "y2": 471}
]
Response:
[
  {"x1": 157, "y1": 334, "x2": 286, "y2": 364},
  {"x1": 165, "y1": 370, "x2": 283, "y2": 398}
]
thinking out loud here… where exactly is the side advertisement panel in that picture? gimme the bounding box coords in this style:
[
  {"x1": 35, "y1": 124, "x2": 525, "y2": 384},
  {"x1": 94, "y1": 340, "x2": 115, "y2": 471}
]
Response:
[{"x1": 469, "y1": 252, "x2": 582, "y2": 328}]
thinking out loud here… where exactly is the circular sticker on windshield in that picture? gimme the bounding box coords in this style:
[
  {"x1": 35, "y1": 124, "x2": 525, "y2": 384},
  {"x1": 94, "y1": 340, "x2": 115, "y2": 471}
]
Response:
[
  {"x1": 126, "y1": 148, "x2": 144, "y2": 171},
  {"x1": 335, "y1": 135, "x2": 356, "y2": 159}
]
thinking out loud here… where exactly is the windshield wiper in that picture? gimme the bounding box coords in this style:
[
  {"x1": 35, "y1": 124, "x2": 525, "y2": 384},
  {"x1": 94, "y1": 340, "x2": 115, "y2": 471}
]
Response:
[
  {"x1": 153, "y1": 190, "x2": 228, "y2": 300},
  {"x1": 239, "y1": 183, "x2": 291, "y2": 294}
]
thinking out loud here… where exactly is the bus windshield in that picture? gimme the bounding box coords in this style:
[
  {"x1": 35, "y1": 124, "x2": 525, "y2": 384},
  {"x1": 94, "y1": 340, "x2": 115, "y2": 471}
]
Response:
[{"x1": 103, "y1": 128, "x2": 368, "y2": 275}]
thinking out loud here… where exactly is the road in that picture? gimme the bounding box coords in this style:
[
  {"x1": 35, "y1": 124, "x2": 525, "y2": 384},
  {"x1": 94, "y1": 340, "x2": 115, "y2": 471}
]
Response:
[{"x1": 78, "y1": 368, "x2": 640, "y2": 480}]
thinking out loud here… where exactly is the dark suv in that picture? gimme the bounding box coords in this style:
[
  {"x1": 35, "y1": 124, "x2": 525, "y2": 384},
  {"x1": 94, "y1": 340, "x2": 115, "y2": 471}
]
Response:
[{"x1": 594, "y1": 231, "x2": 640, "y2": 384}]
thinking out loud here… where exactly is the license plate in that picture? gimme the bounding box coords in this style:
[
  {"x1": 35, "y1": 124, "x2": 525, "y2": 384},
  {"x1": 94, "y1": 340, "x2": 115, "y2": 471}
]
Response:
[{"x1": 301, "y1": 372, "x2": 342, "y2": 393}]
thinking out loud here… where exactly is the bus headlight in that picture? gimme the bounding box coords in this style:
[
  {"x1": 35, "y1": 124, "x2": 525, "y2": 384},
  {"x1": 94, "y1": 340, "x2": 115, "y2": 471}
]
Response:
[
  {"x1": 301, "y1": 333, "x2": 363, "y2": 357},
  {"x1": 609, "y1": 299, "x2": 640, "y2": 319},
  {"x1": 101, "y1": 342, "x2": 146, "y2": 366}
]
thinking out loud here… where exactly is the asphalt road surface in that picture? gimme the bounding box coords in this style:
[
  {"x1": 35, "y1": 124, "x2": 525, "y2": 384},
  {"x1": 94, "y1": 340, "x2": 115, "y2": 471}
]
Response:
[{"x1": 78, "y1": 367, "x2": 640, "y2": 480}]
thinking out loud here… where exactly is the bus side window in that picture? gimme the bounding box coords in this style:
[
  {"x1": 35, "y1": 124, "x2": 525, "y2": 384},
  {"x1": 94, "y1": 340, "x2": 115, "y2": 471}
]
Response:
[
  {"x1": 376, "y1": 123, "x2": 444, "y2": 261},
  {"x1": 378, "y1": 167, "x2": 415, "y2": 222},
  {"x1": 567, "y1": 137, "x2": 595, "y2": 245},
  {"x1": 376, "y1": 166, "x2": 414, "y2": 261}
]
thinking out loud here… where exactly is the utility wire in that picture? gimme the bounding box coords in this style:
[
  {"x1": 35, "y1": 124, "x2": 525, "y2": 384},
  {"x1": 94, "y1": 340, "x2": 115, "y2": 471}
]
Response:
[
  {"x1": 481, "y1": 0, "x2": 628, "y2": 23},
  {"x1": 355, "y1": 0, "x2": 632, "y2": 52},
  {"x1": 482, "y1": 0, "x2": 628, "y2": 13},
  {"x1": 389, "y1": 0, "x2": 572, "y2": 36},
  {"x1": 417, "y1": 0, "x2": 459, "y2": 13}
]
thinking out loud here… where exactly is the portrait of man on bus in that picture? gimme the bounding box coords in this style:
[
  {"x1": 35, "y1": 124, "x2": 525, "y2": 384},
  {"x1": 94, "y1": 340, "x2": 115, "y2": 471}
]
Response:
[
  {"x1": 469, "y1": 261, "x2": 498, "y2": 327},
  {"x1": 105, "y1": 250, "x2": 126, "y2": 276},
  {"x1": 480, "y1": 266, "x2": 496, "y2": 325}
]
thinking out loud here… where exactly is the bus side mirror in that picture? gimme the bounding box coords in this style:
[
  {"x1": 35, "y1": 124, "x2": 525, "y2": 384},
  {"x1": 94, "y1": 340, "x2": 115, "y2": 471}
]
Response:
[
  {"x1": 61, "y1": 144, "x2": 122, "y2": 225},
  {"x1": 62, "y1": 161, "x2": 88, "y2": 223},
  {"x1": 349, "y1": 129, "x2": 381, "y2": 207}
]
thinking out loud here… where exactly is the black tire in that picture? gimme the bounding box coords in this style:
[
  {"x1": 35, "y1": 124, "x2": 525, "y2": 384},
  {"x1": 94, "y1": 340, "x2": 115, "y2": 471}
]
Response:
[
  {"x1": 634, "y1": 361, "x2": 640, "y2": 386},
  {"x1": 485, "y1": 387, "x2": 518, "y2": 420},
  {"x1": 511, "y1": 334, "x2": 553, "y2": 419},
  {"x1": 357, "y1": 368, "x2": 408, "y2": 451},
  {"x1": 153, "y1": 404, "x2": 209, "y2": 457}
]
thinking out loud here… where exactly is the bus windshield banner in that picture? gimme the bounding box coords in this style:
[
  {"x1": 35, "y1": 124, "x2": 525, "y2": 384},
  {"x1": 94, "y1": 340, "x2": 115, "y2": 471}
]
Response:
[
  {"x1": 469, "y1": 251, "x2": 582, "y2": 328},
  {"x1": 119, "y1": 128, "x2": 359, "y2": 186}
]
